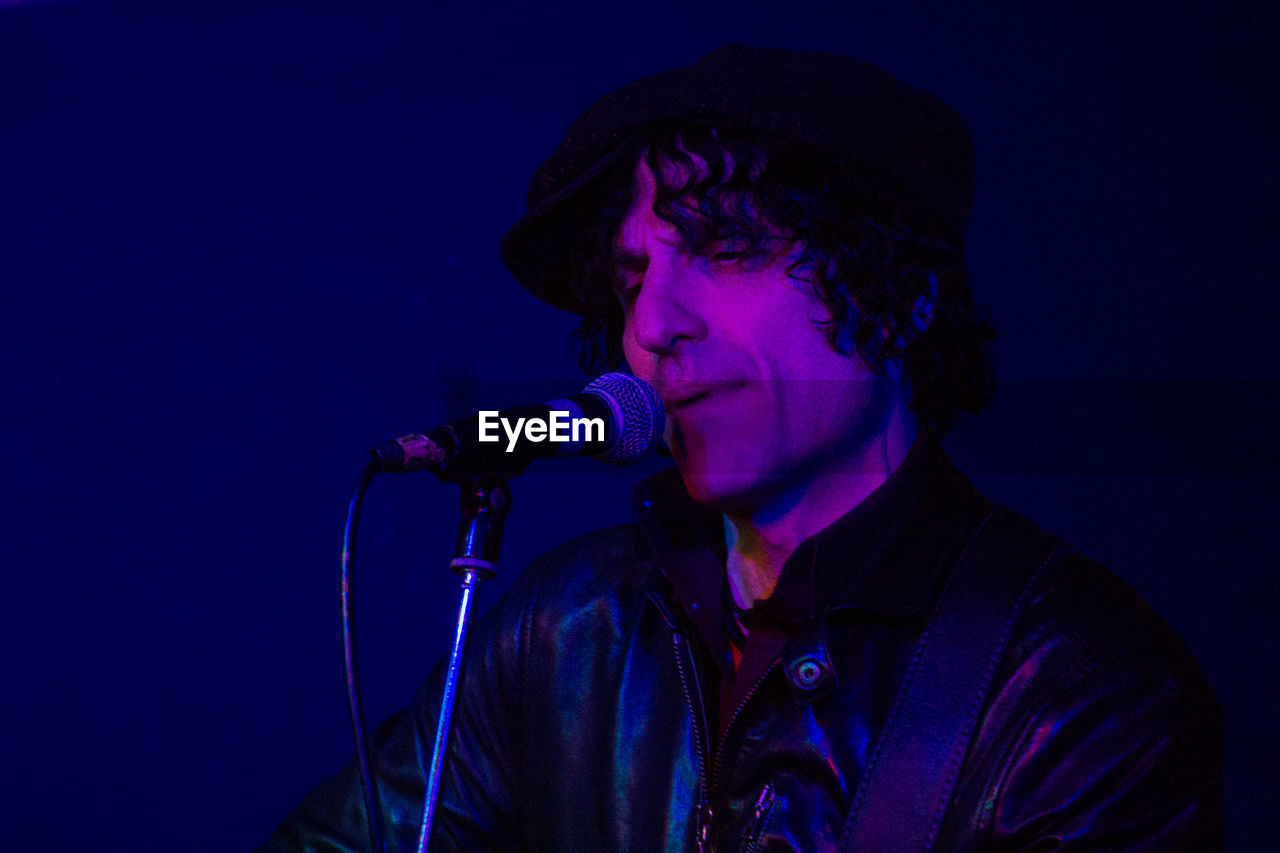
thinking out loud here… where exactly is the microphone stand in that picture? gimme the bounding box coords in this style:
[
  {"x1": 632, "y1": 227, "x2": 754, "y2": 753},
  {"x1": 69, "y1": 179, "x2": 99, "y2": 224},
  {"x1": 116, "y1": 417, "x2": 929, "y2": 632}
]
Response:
[{"x1": 416, "y1": 471, "x2": 512, "y2": 853}]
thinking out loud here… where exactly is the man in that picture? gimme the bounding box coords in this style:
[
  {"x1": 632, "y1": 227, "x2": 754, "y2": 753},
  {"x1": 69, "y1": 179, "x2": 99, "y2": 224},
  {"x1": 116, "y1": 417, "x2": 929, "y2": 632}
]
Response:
[{"x1": 263, "y1": 45, "x2": 1222, "y2": 850}]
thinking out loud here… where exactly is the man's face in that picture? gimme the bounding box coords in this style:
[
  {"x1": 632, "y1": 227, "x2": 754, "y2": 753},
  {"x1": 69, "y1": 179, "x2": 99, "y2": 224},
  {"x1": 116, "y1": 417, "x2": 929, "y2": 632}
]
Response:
[{"x1": 615, "y1": 156, "x2": 900, "y2": 514}]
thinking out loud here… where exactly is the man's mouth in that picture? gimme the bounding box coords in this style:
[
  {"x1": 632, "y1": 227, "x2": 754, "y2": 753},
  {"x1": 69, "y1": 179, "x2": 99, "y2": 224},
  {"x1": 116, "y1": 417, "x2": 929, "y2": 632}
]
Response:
[{"x1": 659, "y1": 380, "x2": 745, "y2": 410}]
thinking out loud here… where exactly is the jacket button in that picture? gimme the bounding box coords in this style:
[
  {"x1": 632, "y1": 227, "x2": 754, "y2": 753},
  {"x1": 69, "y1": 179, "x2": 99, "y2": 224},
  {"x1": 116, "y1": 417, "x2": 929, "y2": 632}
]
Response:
[{"x1": 794, "y1": 657, "x2": 823, "y2": 688}]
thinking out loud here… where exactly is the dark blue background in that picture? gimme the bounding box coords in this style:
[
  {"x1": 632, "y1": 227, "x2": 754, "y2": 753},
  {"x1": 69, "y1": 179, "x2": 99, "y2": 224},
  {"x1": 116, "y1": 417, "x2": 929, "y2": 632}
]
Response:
[{"x1": 2, "y1": 1, "x2": 1275, "y2": 849}]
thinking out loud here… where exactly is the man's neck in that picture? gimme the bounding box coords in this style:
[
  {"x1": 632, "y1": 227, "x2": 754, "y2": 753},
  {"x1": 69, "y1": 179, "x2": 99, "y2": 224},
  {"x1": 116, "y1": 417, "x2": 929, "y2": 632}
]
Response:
[{"x1": 723, "y1": 411, "x2": 917, "y2": 610}]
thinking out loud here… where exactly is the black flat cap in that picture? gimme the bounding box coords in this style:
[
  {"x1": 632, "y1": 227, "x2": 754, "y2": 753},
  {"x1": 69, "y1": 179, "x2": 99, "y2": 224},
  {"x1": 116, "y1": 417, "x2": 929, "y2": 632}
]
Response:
[{"x1": 501, "y1": 44, "x2": 974, "y2": 314}]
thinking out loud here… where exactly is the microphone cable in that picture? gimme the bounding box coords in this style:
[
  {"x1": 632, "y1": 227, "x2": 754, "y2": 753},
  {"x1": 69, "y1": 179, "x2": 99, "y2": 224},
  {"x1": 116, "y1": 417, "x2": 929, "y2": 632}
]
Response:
[{"x1": 342, "y1": 460, "x2": 388, "y2": 853}]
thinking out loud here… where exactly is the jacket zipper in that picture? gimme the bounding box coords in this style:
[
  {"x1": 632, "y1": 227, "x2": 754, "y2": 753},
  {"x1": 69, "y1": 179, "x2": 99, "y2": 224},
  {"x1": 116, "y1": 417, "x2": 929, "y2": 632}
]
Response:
[
  {"x1": 654, "y1": 591, "x2": 783, "y2": 851},
  {"x1": 708, "y1": 663, "x2": 779, "y2": 813},
  {"x1": 649, "y1": 590, "x2": 712, "y2": 852},
  {"x1": 688, "y1": 647, "x2": 782, "y2": 849},
  {"x1": 669, "y1": 627, "x2": 713, "y2": 853},
  {"x1": 742, "y1": 782, "x2": 777, "y2": 850}
]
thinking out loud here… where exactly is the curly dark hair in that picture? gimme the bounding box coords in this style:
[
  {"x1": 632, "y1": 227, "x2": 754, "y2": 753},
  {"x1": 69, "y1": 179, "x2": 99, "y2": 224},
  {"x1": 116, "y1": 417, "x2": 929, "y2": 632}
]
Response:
[{"x1": 565, "y1": 123, "x2": 996, "y2": 436}]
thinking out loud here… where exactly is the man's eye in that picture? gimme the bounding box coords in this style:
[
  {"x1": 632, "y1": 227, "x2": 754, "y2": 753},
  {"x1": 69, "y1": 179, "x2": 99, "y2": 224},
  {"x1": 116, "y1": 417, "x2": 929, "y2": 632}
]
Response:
[
  {"x1": 615, "y1": 279, "x2": 640, "y2": 305},
  {"x1": 710, "y1": 250, "x2": 747, "y2": 263},
  {"x1": 701, "y1": 240, "x2": 751, "y2": 263},
  {"x1": 701, "y1": 239, "x2": 770, "y2": 271}
]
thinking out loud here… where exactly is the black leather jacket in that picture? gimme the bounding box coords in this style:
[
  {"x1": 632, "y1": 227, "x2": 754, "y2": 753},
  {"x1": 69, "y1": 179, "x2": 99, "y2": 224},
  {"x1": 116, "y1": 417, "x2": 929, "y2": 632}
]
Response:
[{"x1": 262, "y1": 447, "x2": 1223, "y2": 851}]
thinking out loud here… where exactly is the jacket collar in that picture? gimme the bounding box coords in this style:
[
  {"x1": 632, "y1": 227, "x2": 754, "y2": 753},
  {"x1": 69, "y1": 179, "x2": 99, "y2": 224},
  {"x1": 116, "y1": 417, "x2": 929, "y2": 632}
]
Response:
[{"x1": 631, "y1": 438, "x2": 991, "y2": 625}]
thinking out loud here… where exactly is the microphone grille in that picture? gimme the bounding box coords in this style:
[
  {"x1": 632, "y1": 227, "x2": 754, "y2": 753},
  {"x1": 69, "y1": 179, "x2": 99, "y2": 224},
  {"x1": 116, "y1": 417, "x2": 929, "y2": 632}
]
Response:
[{"x1": 583, "y1": 373, "x2": 666, "y2": 465}]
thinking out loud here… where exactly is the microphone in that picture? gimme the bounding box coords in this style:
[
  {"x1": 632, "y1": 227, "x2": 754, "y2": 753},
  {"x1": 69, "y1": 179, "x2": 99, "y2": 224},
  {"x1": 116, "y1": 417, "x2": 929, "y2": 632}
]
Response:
[{"x1": 368, "y1": 373, "x2": 666, "y2": 477}]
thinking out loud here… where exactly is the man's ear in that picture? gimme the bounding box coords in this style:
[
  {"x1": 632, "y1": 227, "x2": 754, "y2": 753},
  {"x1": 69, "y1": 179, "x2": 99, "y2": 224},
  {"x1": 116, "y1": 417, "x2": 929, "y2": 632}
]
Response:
[
  {"x1": 910, "y1": 271, "x2": 938, "y2": 334},
  {"x1": 889, "y1": 271, "x2": 936, "y2": 349}
]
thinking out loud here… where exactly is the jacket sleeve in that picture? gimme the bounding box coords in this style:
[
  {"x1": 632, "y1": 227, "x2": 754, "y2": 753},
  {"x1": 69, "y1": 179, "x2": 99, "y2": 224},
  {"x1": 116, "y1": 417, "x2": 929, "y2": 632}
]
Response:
[
  {"x1": 256, "y1": 593, "x2": 528, "y2": 852},
  {"x1": 985, "y1": 646, "x2": 1225, "y2": 850}
]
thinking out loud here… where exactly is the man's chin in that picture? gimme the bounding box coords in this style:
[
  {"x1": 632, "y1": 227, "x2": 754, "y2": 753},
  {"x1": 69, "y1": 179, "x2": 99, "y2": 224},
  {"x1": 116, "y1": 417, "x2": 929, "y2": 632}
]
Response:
[
  {"x1": 676, "y1": 468, "x2": 774, "y2": 515},
  {"x1": 667, "y1": 421, "x2": 778, "y2": 512}
]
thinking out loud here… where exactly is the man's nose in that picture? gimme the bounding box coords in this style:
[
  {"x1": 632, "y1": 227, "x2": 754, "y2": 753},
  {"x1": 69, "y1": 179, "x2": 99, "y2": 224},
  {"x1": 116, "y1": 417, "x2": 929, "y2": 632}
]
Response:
[{"x1": 629, "y1": 258, "x2": 706, "y2": 356}]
